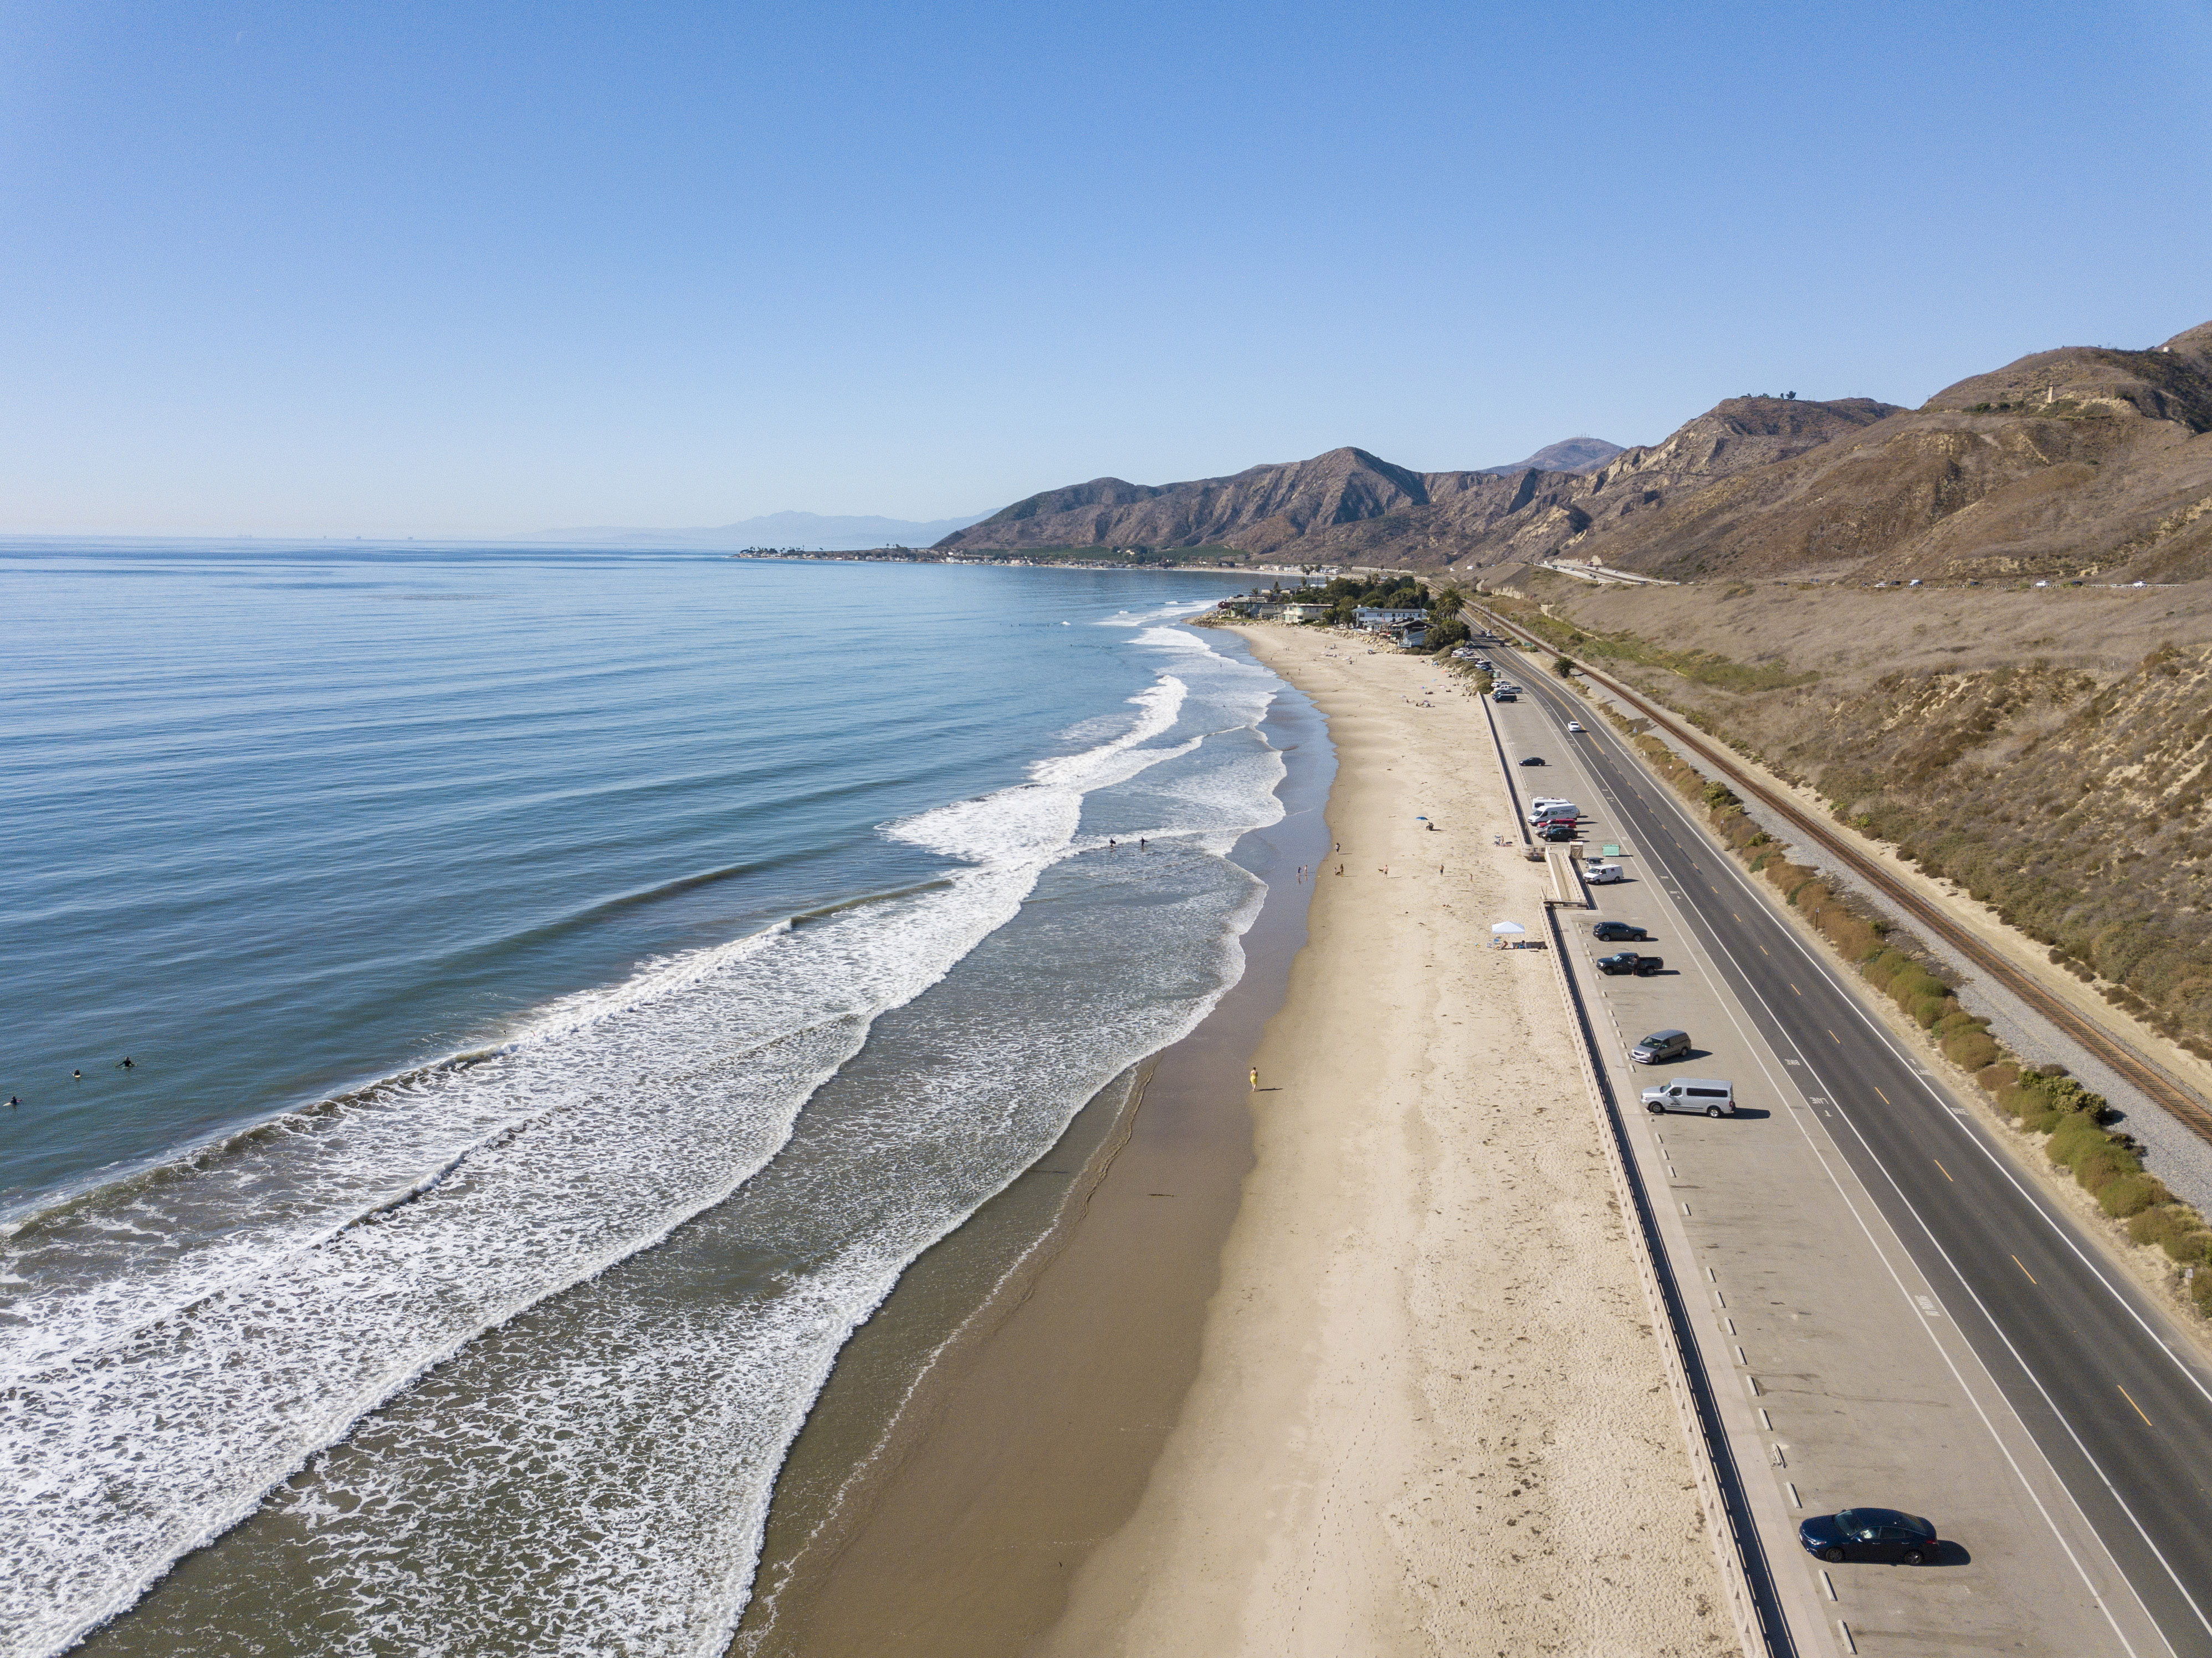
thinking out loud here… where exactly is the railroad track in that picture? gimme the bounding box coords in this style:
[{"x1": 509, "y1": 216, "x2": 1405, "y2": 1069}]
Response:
[{"x1": 1472, "y1": 606, "x2": 2212, "y2": 1149}]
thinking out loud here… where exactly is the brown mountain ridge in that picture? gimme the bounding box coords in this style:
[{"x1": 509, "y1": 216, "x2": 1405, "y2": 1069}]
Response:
[{"x1": 938, "y1": 319, "x2": 2212, "y2": 583}]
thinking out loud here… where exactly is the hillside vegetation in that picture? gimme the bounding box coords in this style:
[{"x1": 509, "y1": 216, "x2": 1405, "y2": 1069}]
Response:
[
  {"x1": 1488, "y1": 575, "x2": 2212, "y2": 1060},
  {"x1": 941, "y1": 318, "x2": 2212, "y2": 583}
]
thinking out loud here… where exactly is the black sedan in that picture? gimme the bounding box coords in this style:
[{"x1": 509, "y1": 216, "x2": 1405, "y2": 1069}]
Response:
[
  {"x1": 1537, "y1": 822, "x2": 1577, "y2": 842},
  {"x1": 1593, "y1": 921, "x2": 1648, "y2": 941},
  {"x1": 1596, "y1": 951, "x2": 1663, "y2": 976},
  {"x1": 1799, "y1": 1508, "x2": 1938, "y2": 1565},
  {"x1": 1518, "y1": 755, "x2": 1546, "y2": 766}
]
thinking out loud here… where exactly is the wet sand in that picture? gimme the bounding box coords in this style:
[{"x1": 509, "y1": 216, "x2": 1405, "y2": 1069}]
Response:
[
  {"x1": 738, "y1": 626, "x2": 1730, "y2": 1657},
  {"x1": 729, "y1": 669, "x2": 1335, "y2": 1656}
]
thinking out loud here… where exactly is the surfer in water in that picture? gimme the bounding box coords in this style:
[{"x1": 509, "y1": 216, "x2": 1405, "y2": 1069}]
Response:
[{"x1": 117, "y1": 1057, "x2": 136, "y2": 1069}]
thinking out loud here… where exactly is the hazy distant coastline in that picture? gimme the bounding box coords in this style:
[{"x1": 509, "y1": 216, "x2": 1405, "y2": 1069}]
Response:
[{"x1": 515, "y1": 510, "x2": 989, "y2": 552}]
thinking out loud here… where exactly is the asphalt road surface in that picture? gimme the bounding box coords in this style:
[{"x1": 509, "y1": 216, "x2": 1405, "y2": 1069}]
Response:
[{"x1": 1488, "y1": 646, "x2": 2212, "y2": 1657}]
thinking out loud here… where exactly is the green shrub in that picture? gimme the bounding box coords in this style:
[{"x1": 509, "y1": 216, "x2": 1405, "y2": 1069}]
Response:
[
  {"x1": 2191, "y1": 1272, "x2": 2212, "y2": 1316},
  {"x1": 1943, "y1": 1030, "x2": 2001, "y2": 1071},
  {"x1": 1909, "y1": 992, "x2": 1952, "y2": 1027},
  {"x1": 2068, "y1": 1140, "x2": 2142, "y2": 1190},
  {"x1": 1862, "y1": 949, "x2": 1911, "y2": 991},
  {"x1": 2129, "y1": 1205, "x2": 2188, "y2": 1249},
  {"x1": 2100, "y1": 1173, "x2": 2170, "y2": 1218},
  {"x1": 2045, "y1": 1113, "x2": 2108, "y2": 1165},
  {"x1": 1977, "y1": 1061, "x2": 2019, "y2": 1093}
]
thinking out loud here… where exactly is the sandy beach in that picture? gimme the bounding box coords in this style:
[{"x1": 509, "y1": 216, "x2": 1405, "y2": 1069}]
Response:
[
  {"x1": 1038, "y1": 624, "x2": 1732, "y2": 1656},
  {"x1": 738, "y1": 623, "x2": 1732, "y2": 1656}
]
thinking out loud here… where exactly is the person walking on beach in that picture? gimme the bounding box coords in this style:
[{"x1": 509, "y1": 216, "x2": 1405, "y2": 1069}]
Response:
[{"x1": 1249, "y1": 1067, "x2": 1259, "y2": 1091}]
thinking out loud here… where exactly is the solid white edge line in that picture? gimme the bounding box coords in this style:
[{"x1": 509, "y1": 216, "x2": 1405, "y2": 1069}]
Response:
[
  {"x1": 1509, "y1": 649, "x2": 2168, "y2": 1657},
  {"x1": 1558, "y1": 674, "x2": 2212, "y2": 1647}
]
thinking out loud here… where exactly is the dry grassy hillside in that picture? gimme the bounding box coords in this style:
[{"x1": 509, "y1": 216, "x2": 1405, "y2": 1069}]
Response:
[
  {"x1": 1488, "y1": 573, "x2": 2212, "y2": 1056},
  {"x1": 1539, "y1": 320, "x2": 2212, "y2": 584}
]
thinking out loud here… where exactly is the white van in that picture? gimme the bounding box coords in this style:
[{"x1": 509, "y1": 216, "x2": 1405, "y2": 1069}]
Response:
[
  {"x1": 1528, "y1": 801, "x2": 1580, "y2": 826},
  {"x1": 1641, "y1": 1078, "x2": 1736, "y2": 1117},
  {"x1": 1585, "y1": 862, "x2": 1624, "y2": 884}
]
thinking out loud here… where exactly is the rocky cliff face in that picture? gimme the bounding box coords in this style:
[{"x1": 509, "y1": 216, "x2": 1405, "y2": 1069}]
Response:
[
  {"x1": 936, "y1": 411, "x2": 1871, "y2": 567},
  {"x1": 940, "y1": 447, "x2": 1452, "y2": 556},
  {"x1": 941, "y1": 319, "x2": 2212, "y2": 582},
  {"x1": 1553, "y1": 323, "x2": 2212, "y2": 583}
]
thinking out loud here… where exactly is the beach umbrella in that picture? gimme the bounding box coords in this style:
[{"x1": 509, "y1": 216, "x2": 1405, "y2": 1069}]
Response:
[{"x1": 1491, "y1": 921, "x2": 1526, "y2": 937}]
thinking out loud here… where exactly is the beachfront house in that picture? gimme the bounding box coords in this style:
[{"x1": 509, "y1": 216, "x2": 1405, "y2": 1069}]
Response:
[
  {"x1": 1279, "y1": 603, "x2": 1330, "y2": 622},
  {"x1": 1354, "y1": 607, "x2": 1428, "y2": 631}
]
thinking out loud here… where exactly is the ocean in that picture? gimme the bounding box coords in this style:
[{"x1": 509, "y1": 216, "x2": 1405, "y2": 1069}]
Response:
[{"x1": 0, "y1": 543, "x2": 1291, "y2": 1655}]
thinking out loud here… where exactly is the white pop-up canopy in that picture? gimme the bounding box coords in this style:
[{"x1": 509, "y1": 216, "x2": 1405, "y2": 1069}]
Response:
[{"x1": 1490, "y1": 920, "x2": 1526, "y2": 937}]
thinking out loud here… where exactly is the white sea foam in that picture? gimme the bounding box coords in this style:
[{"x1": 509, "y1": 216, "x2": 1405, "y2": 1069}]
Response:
[
  {"x1": 0, "y1": 663, "x2": 1252, "y2": 1658},
  {"x1": 163, "y1": 829, "x2": 1272, "y2": 1658},
  {"x1": 1093, "y1": 597, "x2": 1220, "y2": 628}
]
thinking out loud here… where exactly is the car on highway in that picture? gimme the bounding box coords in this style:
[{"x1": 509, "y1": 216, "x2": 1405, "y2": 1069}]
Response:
[
  {"x1": 1642, "y1": 1077, "x2": 1735, "y2": 1116},
  {"x1": 1631, "y1": 1029, "x2": 1691, "y2": 1064},
  {"x1": 1518, "y1": 755, "x2": 1546, "y2": 766},
  {"x1": 1596, "y1": 950, "x2": 1663, "y2": 975},
  {"x1": 1592, "y1": 920, "x2": 1648, "y2": 941},
  {"x1": 1538, "y1": 822, "x2": 1578, "y2": 842},
  {"x1": 1798, "y1": 1508, "x2": 1938, "y2": 1566},
  {"x1": 1565, "y1": 721, "x2": 1585, "y2": 734}
]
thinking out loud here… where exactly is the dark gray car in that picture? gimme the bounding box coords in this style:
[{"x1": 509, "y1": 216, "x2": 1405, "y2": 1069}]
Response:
[{"x1": 1631, "y1": 1030, "x2": 1690, "y2": 1064}]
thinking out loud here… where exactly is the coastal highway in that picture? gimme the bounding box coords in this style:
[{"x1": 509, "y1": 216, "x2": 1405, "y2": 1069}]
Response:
[{"x1": 1486, "y1": 645, "x2": 2212, "y2": 1656}]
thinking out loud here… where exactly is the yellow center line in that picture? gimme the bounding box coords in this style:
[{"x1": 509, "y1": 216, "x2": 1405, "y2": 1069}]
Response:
[
  {"x1": 1873, "y1": 1086, "x2": 1891, "y2": 1104},
  {"x1": 2119, "y1": 1385, "x2": 2153, "y2": 1427},
  {"x1": 1934, "y1": 1159, "x2": 1953, "y2": 1182},
  {"x1": 2011, "y1": 1255, "x2": 2039, "y2": 1285},
  {"x1": 1789, "y1": 981, "x2": 1801, "y2": 995},
  {"x1": 1827, "y1": 1029, "x2": 1841, "y2": 1044}
]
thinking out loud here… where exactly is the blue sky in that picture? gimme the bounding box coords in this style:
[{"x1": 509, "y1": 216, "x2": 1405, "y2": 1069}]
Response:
[{"x1": 3, "y1": 0, "x2": 2209, "y2": 535}]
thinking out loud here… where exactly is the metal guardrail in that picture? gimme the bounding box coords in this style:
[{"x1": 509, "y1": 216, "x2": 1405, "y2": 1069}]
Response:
[
  {"x1": 1475, "y1": 606, "x2": 2212, "y2": 1150},
  {"x1": 1479, "y1": 684, "x2": 1783, "y2": 1656}
]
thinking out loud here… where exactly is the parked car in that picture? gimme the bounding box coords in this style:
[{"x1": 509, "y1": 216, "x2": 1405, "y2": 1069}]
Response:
[
  {"x1": 1585, "y1": 862, "x2": 1624, "y2": 884},
  {"x1": 1519, "y1": 755, "x2": 1547, "y2": 766},
  {"x1": 1592, "y1": 920, "x2": 1648, "y2": 941},
  {"x1": 1798, "y1": 1509, "x2": 1938, "y2": 1566},
  {"x1": 1565, "y1": 721, "x2": 1585, "y2": 734},
  {"x1": 1597, "y1": 951, "x2": 1663, "y2": 975},
  {"x1": 1631, "y1": 1029, "x2": 1691, "y2": 1064},
  {"x1": 1538, "y1": 822, "x2": 1578, "y2": 842},
  {"x1": 1642, "y1": 1077, "x2": 1735, "y2": 1116}
]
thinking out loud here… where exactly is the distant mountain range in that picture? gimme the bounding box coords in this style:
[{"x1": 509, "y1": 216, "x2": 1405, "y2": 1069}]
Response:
[
  {"x1": 1478, "y1": 436, "x2": 1625, "y2": 475},
  {"x1": 518, "y1": 510, "x2": 987, "y2": 551},
  {"x1": 938, "y1": 318, "x2": 2212, "y2": 583}
]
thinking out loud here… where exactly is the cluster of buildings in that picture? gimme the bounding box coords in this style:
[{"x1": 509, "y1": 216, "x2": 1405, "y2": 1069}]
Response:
[{"x1": 1213, "y1": 598, "x2": 1432, "y2": 647}]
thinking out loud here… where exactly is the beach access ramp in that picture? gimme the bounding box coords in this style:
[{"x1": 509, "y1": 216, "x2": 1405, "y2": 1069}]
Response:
[{"x1": 1544, "y1": 844, "x2": 1587, "y2": 908}]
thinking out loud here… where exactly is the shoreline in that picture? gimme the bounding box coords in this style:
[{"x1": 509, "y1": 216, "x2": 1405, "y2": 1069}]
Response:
[
  {"x1": 1034, "y1": 625, "x2": 1730, "y2": 1654},
  {"x1": 728, "y1": 657, "x2": 1337, "y2": 1655},
  {"x1": 735, "y1": 622, "x2": 1733, "y2": 1656}
]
